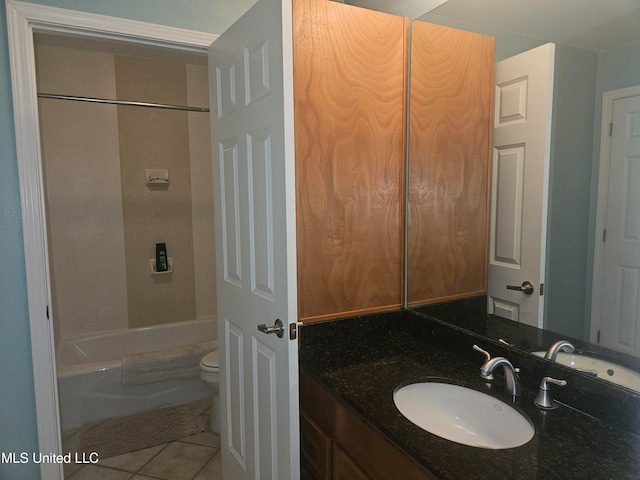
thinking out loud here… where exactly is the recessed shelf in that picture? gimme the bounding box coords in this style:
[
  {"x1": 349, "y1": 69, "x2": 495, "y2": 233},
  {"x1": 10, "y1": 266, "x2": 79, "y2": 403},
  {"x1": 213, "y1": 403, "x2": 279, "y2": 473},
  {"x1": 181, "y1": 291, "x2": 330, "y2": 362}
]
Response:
[{"x1": 150, "y1": 258, "x2": 173, "y2": 275}]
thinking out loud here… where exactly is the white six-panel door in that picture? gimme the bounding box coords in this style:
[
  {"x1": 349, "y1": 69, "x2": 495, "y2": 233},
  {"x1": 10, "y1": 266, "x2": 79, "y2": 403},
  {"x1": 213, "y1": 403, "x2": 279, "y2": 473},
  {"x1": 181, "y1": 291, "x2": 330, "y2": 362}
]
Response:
[
  {"x1": 208, "y1": 0, "x2": 299, "y2": 478},
  {"x1": 597, "y1": 93, "x2": 640, "y2": 356},
  {"x1": 487, "y1": 44, "x2": 555, "y2": 328}
]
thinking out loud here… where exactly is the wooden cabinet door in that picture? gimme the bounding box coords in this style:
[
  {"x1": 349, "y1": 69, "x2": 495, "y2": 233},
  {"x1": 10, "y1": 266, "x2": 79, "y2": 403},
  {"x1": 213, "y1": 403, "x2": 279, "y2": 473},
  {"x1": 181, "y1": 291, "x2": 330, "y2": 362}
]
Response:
[
  {"x1": 301, "y1": 410, "x2": 332, "y2": 480},
  {"x1": 293, "y1": 0, "x2": 407, "y2": 322},
  {"x1": 407, "y1": 22, "x2": 495, "y2": 306},
  {"x1": 333, "y1": 446, "x2": 371, "y2": 480}
]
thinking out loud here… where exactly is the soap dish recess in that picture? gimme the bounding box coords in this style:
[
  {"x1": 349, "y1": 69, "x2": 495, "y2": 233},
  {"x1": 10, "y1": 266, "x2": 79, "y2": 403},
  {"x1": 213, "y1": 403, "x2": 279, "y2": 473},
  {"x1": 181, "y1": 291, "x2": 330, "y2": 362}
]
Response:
[{"x1": 150, "y1": 258, "x2": 173, "y2": 275}]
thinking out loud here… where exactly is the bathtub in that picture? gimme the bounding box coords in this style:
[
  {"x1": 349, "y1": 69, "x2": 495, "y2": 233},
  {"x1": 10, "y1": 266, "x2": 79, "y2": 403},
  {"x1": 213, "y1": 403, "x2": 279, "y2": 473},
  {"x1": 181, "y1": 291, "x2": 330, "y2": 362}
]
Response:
[{"x1": 56, "y1": 317, "x2": 216, "y2": 430}]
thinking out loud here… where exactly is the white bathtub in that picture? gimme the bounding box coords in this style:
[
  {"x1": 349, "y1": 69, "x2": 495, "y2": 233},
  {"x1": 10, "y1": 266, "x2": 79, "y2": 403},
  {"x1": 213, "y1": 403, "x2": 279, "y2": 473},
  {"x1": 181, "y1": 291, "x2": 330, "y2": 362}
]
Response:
[{"x1": 56, "y1": 317, "x2": 216, "y2": 430}]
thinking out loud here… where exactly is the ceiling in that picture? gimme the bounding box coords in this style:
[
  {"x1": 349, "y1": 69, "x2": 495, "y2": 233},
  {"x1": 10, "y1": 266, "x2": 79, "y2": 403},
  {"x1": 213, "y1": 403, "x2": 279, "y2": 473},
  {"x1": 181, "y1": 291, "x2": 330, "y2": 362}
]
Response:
[{"x1": 347, "y1": 0, "x2": 640, "y2": 52}]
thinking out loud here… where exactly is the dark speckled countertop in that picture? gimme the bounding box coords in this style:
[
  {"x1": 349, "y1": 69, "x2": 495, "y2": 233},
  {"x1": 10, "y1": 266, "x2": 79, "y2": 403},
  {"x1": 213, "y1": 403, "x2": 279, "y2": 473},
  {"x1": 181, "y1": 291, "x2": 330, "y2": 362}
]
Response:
[{"x1": 299, "y1": 309, "x2": 640, "y2": 480}]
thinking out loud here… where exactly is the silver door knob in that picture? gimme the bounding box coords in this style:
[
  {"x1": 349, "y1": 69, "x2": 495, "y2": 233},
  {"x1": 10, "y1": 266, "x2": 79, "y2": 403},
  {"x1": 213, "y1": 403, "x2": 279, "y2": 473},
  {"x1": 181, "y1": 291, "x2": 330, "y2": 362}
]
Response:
[
  {"x1": 257, "y1": 319, "x2": 284, "y2": 338},
  {"x1": 506, "y1": 281, "x2": 534, "y2": 295}
]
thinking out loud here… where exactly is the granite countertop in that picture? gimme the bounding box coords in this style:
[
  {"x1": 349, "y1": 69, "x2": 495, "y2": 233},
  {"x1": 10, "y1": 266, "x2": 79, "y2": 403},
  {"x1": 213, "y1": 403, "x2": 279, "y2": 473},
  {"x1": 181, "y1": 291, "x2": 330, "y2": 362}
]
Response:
[{"x1": 299, "y1": 310, "x2": 640, "y2": 480}]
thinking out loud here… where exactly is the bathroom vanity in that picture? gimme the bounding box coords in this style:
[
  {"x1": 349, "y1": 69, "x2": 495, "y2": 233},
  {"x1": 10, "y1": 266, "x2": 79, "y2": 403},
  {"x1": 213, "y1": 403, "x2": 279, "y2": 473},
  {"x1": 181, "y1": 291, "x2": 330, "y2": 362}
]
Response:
[{"x1": 299, "y1": 307, "x2": 640, "y2": 479}]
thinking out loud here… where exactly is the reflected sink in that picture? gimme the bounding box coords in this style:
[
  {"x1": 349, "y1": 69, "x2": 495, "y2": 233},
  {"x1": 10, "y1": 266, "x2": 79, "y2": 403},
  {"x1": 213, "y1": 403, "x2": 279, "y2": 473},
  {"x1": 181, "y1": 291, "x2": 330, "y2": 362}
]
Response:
[
  {"x1": 393, "y1": 382, "x2": 534, "y2": 449},
  {"x1": 532, "y1": 351, "x2": 640, "y2": 392}
]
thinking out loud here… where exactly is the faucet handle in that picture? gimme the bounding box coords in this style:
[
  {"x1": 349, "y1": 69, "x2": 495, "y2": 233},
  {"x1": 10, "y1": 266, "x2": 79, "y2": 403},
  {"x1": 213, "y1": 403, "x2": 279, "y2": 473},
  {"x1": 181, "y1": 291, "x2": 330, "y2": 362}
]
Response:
[
  {"x1": 473, "y1": 345, "x2": 495, "y2": 380},
  {"x1": 472, "y1": 344, "x2": 491, "y2": 361},
  {"x1": 534, "y1": 376, "x2": 567, "y2": 409}
]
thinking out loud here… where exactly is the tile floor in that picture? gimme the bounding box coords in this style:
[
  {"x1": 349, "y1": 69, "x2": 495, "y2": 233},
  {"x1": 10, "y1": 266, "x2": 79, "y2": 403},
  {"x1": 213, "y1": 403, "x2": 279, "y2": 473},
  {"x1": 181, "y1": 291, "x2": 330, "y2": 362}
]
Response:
[{"x1": 62, "y1": 400, "x2": 221, "y2": 480}]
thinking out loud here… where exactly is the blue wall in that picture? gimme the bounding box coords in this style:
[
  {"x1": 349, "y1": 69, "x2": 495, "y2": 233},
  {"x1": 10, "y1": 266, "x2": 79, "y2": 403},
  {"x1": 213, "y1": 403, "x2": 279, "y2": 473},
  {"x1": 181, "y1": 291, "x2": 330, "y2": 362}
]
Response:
[
  {"x1": 545, "y1": 45, "x2": 598, "y2": 339},
  {"x1": 0, "y1": 1, "x2": 253, "y2": 478}
]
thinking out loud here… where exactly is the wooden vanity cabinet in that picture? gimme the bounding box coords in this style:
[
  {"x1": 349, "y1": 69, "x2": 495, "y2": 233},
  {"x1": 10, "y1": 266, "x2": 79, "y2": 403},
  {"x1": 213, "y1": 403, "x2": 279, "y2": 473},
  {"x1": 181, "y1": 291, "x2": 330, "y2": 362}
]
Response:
[
  {"x1": 301, "y1": 410, "x2": 332, "y2": 480},
  {"x1": 300, "y1": 368, "x2": 438, "y2": 480},
  {"x1": 301, "y1": 409, "x2": 372, "y2": 480},
  {"x1": 293, "y1": 0, "x2": 407, "y2": 323},
  {"x1": 332, "y1": 446, "x2": 371, "y2": 480}
]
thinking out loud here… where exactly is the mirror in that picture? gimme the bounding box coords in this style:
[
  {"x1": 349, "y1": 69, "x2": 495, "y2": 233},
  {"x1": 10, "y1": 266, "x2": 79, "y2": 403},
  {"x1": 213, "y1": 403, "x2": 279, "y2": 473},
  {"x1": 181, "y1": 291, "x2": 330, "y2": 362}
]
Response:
[
  {"x1": 408, "y1": 1, "x2": 640, "y2": 382},
  {"x1": 345, "y1": 0, "x2": 640, "y2": 387}
]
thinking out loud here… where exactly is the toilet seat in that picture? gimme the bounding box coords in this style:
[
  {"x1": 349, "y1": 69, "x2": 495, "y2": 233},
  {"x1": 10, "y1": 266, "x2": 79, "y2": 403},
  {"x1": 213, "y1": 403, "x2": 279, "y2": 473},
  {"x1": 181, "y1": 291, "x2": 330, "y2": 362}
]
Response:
[
  {"x1": 199, "y1": 349, "x2": 221, "y2": 433},
  {"x1": 200, "y1": 350, "x2": 219, "y2": 372}
]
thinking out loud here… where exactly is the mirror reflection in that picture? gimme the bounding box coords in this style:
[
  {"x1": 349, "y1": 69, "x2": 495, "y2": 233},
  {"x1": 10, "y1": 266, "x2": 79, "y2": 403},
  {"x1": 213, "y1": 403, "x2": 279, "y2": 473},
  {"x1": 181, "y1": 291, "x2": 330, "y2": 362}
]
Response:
[
  {"x1": 411, "y1": 0, "x2": 640, "y2": 362},
  {"x1": 345, "y1": 0, "x2": 640, "y2": 390}
]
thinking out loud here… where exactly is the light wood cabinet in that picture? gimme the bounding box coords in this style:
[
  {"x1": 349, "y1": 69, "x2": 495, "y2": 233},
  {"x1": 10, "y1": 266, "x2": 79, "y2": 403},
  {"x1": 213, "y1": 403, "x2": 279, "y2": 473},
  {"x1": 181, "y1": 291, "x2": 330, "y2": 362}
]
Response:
[
  {"x1": 407, "y1": 22, "x2": 495, "y2": 306},
  {"x1": 293, "y1": 1, "x2": 495, "y2": 318},
  {"x1": 293, "y1": 0, "x2": 407, "y2": 323}
]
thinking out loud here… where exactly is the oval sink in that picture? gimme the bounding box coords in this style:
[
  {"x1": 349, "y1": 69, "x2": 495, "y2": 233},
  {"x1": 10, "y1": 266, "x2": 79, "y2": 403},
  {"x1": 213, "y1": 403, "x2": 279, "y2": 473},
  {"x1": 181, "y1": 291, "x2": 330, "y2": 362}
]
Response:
[
  {"x1": 393, "y1": 382, "x2": 534, "y2": 449},
  {"x1": 532, "y1": 351, "x2": 640, "y2": 392}
]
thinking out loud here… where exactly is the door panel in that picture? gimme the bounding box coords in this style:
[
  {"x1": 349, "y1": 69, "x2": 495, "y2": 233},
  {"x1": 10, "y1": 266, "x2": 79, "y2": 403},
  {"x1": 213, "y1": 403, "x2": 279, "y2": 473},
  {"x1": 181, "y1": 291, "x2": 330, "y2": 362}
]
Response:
[
  {"x1": 209, "y1": 0, "x2": 299, "y2": 478},
  {"x1": 487, "y1": 43, "x2": 555, "y2": 328},
  {"x1": 599, "y1": 95, "x2": 640, "y2": 355}
]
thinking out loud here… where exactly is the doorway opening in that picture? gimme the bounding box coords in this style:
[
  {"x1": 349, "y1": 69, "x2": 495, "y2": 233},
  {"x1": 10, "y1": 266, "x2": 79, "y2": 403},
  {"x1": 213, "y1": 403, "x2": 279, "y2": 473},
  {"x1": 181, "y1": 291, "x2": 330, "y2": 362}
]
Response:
[
  {"x1": 35, "y1": 30, "x2": 217, "y2": 429},
  {"x1": 6, "y1": 3, "x2": 217, "y2": 478}
]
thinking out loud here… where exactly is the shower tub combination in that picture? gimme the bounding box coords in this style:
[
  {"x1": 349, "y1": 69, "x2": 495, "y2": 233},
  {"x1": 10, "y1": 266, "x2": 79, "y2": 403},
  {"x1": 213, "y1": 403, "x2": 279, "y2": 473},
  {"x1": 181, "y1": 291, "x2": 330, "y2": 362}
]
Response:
[{"x1": 56, "y1": 317, "x2": 216, "y2": 431}]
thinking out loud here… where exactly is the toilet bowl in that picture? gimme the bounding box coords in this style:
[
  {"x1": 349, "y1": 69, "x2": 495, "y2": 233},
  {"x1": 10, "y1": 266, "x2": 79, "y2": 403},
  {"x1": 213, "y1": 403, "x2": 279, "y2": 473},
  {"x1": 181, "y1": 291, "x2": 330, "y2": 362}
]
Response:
[{"x1": 200, "y1": 350, "x2": 220, "y2": 434}]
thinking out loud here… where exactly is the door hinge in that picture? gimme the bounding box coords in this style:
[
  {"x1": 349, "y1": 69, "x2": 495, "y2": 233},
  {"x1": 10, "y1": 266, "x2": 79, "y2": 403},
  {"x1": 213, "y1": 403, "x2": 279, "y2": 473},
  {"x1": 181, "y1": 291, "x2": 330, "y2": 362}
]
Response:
[
  {"x1": 539, "y1": 283, "x2": 544, "y2": 295},
  {"x1": 609, "y1": 123, "x2": 613, "y2": 137},
  {"x1": 597, "y1": 330, "x2": 601, "y2": 343},
  {"x1": 603, "y1": 229, "x2": 607, "y2": 242},
  {"x1": 46, "y1": 305, "x2": 50, "y2": 320}
]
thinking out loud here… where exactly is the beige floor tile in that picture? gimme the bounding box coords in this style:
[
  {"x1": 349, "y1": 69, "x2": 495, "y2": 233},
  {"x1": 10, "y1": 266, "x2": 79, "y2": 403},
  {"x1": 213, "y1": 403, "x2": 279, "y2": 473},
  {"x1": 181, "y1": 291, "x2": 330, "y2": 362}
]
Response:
[
  {"x1": 62, "y1": 428, "x2": 80, "y2": 440},
  {"x1": 64, "y1": 460, "x2": 84, "y2": 479},
  {"x1": 66, "y1": 464, "x2": 133, "y2": 480},
  {"x1": 97, "y1": 443, "x2": 166, "y2": 473},
  {"x1": 138, "y1": 442, "x2": 216, "y2": 480},
  {"x1": 177, "y1": 431, "x2": 220, "y2": 448},
  {"x1": 62, "y1": 430, "x2": 80, "y2": 456},
  {"x1": 193, "y1": 450, "x2": 222, "y2": 480}
]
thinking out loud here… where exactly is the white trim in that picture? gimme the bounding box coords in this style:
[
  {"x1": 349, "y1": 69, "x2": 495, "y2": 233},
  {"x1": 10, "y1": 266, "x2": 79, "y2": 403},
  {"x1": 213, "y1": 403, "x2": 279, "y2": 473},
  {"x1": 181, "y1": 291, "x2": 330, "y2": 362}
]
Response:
[
  {"x1": 590, "y1": 84, "x2": 640, "y2": 345},
  {"x1": 5, "y1": 1, "x2": 216, "y2": 478},
  {"x1": 538, "y1": 43, "x2": 556, "y2": 330}
]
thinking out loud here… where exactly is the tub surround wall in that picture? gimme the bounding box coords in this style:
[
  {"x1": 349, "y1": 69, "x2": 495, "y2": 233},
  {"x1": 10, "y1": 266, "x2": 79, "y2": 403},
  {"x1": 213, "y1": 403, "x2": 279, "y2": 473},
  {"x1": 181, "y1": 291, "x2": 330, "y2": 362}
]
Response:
[
  {"x1": 186, "y1": 64, "x2": 217, "y2": 322},
  {"x1": 36, "y1": 45, "x2": 128, "y2": 340},
  {"x1": 35, "y1": 43, "x2": 215, "y2": 338},
  {"x1": 115, "y1": 54, "x2": 196, "y2": 329}
]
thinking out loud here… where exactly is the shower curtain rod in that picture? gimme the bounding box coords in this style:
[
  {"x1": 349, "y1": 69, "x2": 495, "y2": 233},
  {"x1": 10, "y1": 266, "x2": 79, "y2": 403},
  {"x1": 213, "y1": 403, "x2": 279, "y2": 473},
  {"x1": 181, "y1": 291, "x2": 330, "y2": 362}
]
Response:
[{"x1": 37, "y1": 93, "x2": 210, "y2": 113}]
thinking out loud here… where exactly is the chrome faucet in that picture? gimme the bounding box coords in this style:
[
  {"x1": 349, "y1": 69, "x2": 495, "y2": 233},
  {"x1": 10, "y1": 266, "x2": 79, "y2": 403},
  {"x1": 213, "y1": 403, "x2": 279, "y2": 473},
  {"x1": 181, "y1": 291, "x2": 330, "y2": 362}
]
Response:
[
  {"x1": 534, "y1": 377, "x2": 567, "y2": 409},
  {"x1": 544, "y1": 340, "x2": 574, "y2": 361},
  {"x1": 480, "y1": 357, "x2": 519, "y2": 399}
]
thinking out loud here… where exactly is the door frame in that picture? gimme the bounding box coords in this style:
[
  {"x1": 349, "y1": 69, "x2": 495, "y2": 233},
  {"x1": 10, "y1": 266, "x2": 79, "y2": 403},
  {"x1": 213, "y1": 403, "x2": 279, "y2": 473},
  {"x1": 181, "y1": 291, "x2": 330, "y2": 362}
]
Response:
[
  {"x1": 590, "y1": 84, "x2": 640, "y2": 344},
  {"x1": 6, "y1": 1, "x2": 216, "y2": 477}
]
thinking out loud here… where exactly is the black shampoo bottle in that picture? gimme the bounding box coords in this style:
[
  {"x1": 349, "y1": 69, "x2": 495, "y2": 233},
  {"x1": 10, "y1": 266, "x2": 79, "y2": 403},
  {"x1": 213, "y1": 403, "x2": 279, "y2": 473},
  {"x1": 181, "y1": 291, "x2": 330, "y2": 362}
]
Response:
[{"x1": 156, "y1": 243, "x2": 169, "y2": 272}]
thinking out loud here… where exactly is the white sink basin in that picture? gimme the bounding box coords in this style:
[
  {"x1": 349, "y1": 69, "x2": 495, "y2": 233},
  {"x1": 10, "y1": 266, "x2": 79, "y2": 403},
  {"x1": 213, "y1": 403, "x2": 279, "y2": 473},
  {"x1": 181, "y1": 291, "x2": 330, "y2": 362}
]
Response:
[
  {"x1": 532, "y1": 351, "x2": 640, "y2": 392},
  {"x1": 393, "y1": 382, "x2": 534, "y2": 449}
]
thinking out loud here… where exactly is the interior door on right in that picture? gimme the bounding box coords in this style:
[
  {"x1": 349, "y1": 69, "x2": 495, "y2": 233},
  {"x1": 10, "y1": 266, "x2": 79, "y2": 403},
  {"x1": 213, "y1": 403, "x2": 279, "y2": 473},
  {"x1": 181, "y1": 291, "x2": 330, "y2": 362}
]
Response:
[
  {"x1": 598, "y1": 94, "x2": 640, "y2": 356},
  {"x1": 487, "y1": 43, "x2": 555, "y2": 328}
]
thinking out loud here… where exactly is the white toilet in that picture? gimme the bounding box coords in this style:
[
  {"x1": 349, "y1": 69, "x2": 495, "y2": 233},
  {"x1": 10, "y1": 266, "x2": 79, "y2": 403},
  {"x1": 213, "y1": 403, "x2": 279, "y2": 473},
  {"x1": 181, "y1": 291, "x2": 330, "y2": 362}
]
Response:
[{"x1": 199, "y1": 350, "x2": 220, "y2": 434}]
